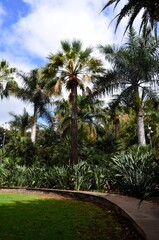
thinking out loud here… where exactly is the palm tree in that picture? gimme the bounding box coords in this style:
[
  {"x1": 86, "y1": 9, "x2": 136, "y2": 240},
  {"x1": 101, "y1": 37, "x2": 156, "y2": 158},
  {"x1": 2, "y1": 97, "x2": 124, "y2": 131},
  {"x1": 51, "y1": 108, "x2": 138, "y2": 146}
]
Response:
[
  {"x1": 42, "y1": 40, "x2": 104, "y2": 165},
  {"x1": 94, "y1": 28, "x2": 159, "y2": 145},
  {"x1": 9, "y1": 108, "x2": 32, "y2": 137},
  {"x1": 102, "y1": 0, "x2": 159, "y2": 36},
  {"x1": 0, "y1": 60, "x2": 17, "y2": 99},
  {"x1": 17, "y1": 69, "x2": 52, "y2": 143},
  {"x1": 55, "y1": 95, "x2": 105, "y2": 142}
]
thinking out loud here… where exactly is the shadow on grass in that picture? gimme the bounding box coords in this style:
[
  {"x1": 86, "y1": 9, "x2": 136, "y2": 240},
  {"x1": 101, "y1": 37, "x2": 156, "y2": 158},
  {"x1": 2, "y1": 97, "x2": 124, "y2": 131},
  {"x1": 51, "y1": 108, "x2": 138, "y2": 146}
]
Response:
[{"x1": 0, "y1": 193, "x2": 143, "y2": 240}]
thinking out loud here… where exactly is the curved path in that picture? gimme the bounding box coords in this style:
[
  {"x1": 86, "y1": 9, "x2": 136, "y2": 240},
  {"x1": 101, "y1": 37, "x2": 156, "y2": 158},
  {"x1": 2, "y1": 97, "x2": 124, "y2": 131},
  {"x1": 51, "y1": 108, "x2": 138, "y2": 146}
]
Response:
[
  {"x1": 87, "y1": 191, "x2": 159, "y2": 240},
  {"x1": 0, "y1": 188, "x2": 158, "y2": 240}
]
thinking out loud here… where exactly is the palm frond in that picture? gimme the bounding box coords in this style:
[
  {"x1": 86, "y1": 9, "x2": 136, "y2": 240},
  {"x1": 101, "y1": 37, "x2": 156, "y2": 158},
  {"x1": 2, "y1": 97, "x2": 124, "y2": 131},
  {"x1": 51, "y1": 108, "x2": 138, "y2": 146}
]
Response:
[
  {"x1": 101, "y1": 0, "x2": 159, "y2": 36},
  {"x1": 72, "y1": 39, "x2": 82, "y2": 54},
  {"x1": 79, "y1": 47, "x2": 92, "y2": 60},
  {"x1": 93, "y1": 69, "x2": 119, "y2": 97},
  {"x1": 61, "y1": 40, "x2": 71, "y2": 53},
  {"x1": 101, "y1": 0, "x2": 118, "y2": 12},
  {"x1": 141, "y1": 87, "x2": 159, "y2": 104}
]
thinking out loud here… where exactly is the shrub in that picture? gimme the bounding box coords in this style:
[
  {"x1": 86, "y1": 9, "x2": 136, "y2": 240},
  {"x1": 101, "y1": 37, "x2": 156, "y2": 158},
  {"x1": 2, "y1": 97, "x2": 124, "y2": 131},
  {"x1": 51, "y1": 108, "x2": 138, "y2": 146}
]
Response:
[
  {"x1": 110, "y1": 145, "x2": 159, "y2": 197},
  {"x1": 92, "y1": 165, "x2": 109, "y2": 191},
  {"x1": 0, "y1": 163, "x2": 26, "y2": 187}
]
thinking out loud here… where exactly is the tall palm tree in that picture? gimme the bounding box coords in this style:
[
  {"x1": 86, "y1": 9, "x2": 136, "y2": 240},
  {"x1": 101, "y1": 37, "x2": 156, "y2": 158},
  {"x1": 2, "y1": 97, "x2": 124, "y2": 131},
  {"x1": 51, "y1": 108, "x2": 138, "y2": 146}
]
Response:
[
  {"x1": 102, "y1": 0, "x2": 159, "y2": 36},
  {"x1": 9, "y1": 108, "x2": 32, "y2": 137},
  {"x1": 17, "y1": 69, "x2": 52, "y2": 143},
  {"x1": 94, "y1": 28, "x2": 159, "y2": 145},
  {"x1": 42, "y1": 40, "x2": 104, "y2": 165}
]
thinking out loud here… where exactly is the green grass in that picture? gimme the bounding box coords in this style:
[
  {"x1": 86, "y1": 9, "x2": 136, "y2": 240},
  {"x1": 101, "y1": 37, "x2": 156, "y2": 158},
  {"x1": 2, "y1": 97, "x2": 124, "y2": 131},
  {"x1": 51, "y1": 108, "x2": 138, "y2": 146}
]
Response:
[{"x1": 0, "y1": 193, "x2": 139, "y2": 240}]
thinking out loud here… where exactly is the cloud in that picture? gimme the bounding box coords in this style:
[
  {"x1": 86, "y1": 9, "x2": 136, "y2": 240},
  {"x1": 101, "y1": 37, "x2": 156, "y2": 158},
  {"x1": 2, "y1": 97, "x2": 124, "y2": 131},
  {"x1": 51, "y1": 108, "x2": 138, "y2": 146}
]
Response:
[
  {"x1": 0, "y1": 0, "x2": 143, "y2": 125},
  {"x1": 0, "y1": 96, "x2": 33, "y2": 126},
  {"x1": 3, "y1": 0, "x2": 114, "y2": 61}
]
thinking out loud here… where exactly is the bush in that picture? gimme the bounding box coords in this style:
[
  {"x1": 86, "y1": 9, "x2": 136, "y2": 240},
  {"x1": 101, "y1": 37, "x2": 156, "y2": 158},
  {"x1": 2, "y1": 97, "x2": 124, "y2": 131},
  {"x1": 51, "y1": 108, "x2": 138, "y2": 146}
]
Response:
[
  {"x1": 0, "y1": 161, "x2": 111, "y2": 191},
  {"x1": 110, "y1": 145, "x2": 159, "y2": 197},
  {"x1": 0, "y1": 163, "x2": 26, "y2": 187}
]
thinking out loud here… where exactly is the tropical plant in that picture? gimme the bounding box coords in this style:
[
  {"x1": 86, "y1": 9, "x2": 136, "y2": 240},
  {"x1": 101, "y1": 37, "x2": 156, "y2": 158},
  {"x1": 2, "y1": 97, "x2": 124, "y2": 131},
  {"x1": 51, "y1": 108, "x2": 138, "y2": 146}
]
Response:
[
  {"x1": 92, "y1": 165, "x2": 110, "y2": 191},
  {"x1": 9, "y1": 108, "x2": 32, "y2": 136},
  {"x1": 0, "y1": 60, "x2": 17, "y2": 99},
  {"x1": 25, "y1": 166, "x2": 48, "y2": 187},
  {"x1": 72, "y1": 161, "x2": 93, "y2": 190},
  {"x1": 45, "y1": 166, "x2": 72, "y2": 189},
  {"x1": 110, "y1": 145, "x2": 159, "y2": 197},
  {"x1": 16, "y1": 69, "x2": 53, "y2": 143},
  {"x1": 101, "y1": 0, "x2": 159, "y2": 36},
  {"x1": 94, "y1": 28, "x2": 159, "y2": 145},
  {"x1": 0, "y1": 163, "x2": 26, "y2": 187},
  {"x1": 42, "y1": 39, "x2": 104, "y2": 165},
  {"x1": 55, "y1": 94, "x2": 105, "y2": 142},
  {"x1": 5, "y1": 135, "x2": 36, "y2": 166}
]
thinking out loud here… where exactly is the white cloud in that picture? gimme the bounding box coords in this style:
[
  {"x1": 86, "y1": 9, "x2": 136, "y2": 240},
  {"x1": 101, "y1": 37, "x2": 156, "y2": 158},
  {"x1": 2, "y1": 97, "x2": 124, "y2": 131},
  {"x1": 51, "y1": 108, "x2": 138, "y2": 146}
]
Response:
[
  {"x1": 0, "y1": 0, "x2": 143, "y2": 125},
  {"x1": 0, "y1": 97, "x2": 33, "y2": 126},
  {"x1": 5, "y1": 0, "x2": 113, "y2": 60}
]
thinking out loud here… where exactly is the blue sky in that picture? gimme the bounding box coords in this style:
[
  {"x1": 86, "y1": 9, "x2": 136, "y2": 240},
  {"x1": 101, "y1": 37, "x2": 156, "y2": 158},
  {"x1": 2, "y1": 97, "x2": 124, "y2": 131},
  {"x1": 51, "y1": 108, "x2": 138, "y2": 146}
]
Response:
[
  {"x1": 1, "y1": 0, "x2": 30, "y2": 26},
  {"x1": 0, "y1": 0, "x2": 138, "y2": 126}
]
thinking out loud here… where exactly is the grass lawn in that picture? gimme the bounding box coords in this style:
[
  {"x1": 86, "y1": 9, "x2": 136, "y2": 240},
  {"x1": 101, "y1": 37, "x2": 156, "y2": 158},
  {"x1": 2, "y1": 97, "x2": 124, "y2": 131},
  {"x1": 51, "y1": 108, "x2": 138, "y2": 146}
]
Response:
[{"x1": 0, "y1": 193, "x2": 142, "y2": 240}]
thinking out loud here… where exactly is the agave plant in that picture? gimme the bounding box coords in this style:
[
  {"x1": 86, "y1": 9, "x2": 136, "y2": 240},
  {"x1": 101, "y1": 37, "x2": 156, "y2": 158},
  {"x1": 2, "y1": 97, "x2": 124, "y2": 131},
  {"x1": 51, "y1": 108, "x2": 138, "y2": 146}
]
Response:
[
  {"x1": 45, "y1": 166, "x2": 72, "y2": 189},
  {"x1": 0, "y1": 163, "x2": 26, "y2": 187},
  {"x1": 92, "y1": 165, "x2": 109, "y2": 191},
  {"x1": 72, "y1": 161, "x2": 93, "y2": 190},
  {"x1": 110, "y1": 145, "x2": 159, "y2": 197}
]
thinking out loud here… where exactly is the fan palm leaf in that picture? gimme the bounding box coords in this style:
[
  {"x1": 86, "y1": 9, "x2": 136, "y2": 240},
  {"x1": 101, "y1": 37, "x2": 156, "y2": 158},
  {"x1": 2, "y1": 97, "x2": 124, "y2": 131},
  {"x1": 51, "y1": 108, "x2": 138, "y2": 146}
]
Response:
[{"x1": 101, "y1": 0, "x2": 159, "y2": 36}]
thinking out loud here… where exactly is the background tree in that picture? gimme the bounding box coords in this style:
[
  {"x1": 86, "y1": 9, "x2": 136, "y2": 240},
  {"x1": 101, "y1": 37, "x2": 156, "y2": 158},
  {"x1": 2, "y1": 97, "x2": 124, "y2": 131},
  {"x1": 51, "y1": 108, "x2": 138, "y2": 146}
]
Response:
[
  {"x1": 0, "y1": 60, "x2": 17, "y2": 99},
  {"x1": 17, "y1": 69, "x2": 52, "y2": 143},
  {"x1": 9, "y1": 108, "x2": 32, "y2": 137},
  {"x1": 42, "y1": 39, "x2": 104, "y2": 165},
  {"x1": 55, "y1": 94, "x2": 105, "y2": 142},
  {"x1": 94, "y1": 28, "x2": 159, "y2": 145}
]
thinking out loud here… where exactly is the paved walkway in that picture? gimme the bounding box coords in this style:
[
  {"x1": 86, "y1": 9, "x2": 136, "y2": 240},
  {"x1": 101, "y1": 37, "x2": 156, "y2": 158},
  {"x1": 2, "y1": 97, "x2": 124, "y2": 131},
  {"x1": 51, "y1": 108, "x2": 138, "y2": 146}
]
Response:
[{"x1": 84, "y1": 192, "x2": 159, "y2": 240}]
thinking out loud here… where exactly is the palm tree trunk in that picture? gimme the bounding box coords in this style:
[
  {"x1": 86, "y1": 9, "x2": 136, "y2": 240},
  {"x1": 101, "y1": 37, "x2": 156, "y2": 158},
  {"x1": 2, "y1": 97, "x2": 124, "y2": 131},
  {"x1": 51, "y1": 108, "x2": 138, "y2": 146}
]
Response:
[
  {"x1": 31, "y1": 111, "x2": 37, "y2": 144},
  {"x1": 70, "y1": 84, "x2": 78, "y2": 165},
  {"x1": 114, "y1": 114, "x2": 119, "y2": 138},
  {"x1": 136, "y1": 109, "x2": 146, "y2": 145}
]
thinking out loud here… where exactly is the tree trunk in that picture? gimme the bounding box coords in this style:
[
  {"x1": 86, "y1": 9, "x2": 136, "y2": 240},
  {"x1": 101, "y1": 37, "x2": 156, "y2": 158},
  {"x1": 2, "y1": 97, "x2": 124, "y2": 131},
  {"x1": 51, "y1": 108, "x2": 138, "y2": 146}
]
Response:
[
  {"x1": 31, "y1": 112, "x2": 37, "y2": 144},
  {"x1": 113, "y1": 114, "x2": 119, "y2": 138},
  {"x1": 70, "y1": 84, "x2": 78, "y2": 165},
  {"x1": 136, "y1": 109, "x2": 146, "y2": 145}
]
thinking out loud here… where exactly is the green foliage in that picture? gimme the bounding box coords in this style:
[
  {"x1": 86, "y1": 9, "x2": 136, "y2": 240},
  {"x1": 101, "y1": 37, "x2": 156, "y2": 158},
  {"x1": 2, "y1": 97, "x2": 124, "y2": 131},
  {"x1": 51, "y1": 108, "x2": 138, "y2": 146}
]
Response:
[
  {"x1": 25, "y1": 167, "x2": 48, "y2": 188},
  {"x1": 95, "y1": 29, "x2": 159, "y2": 146},
  {"x1": 0, "y1": 146, "x2": 158, "y2": 198},
  {"x1": 110, "y1": 145, "x2": 159, "y2": 197},
  {"x1": 92, "y1": 165, "x2": 109, "y2": 191},
  {"x1": 0, "y1": 163, "x2": 26, "y2": 187},
  {"x1": 45, "y1": 166, "x2": 72, "y2": 189},
  {"x1": 0, "y1": 161, "x2": 110, "y2": 191},
  {"x1": 9, "y1": 108, "x2": 32, "y2": 136},
  {"x1": 5, "y1": 136, "x2": 36, "y2": 166},
  {"x1": 72, "y1": 161, "x2": 92, "y2": 190}
]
